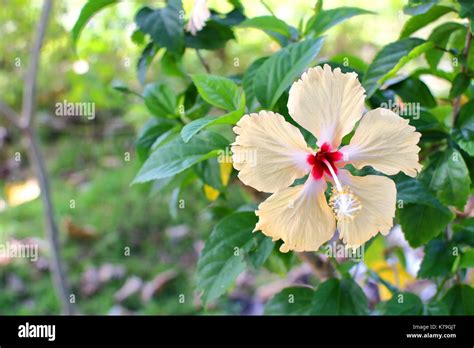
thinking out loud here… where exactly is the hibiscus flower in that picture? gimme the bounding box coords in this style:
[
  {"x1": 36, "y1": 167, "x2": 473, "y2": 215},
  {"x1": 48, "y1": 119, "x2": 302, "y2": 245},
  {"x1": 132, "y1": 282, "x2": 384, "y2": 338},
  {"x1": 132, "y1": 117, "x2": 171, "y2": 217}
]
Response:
[
  {"x1": 186, "y1": 0, "x2": 211, "y2": 36},
  {"x1": 231, "y1": 64, "x2": 422, "y2": 252}
]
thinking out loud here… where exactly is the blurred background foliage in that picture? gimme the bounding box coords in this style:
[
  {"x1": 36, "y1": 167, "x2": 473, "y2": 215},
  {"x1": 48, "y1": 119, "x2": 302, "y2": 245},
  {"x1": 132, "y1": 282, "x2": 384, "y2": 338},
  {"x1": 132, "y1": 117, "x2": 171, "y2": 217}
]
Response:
[{"x1": 0, "y1": 0, "x2": 473, "y2": 315}]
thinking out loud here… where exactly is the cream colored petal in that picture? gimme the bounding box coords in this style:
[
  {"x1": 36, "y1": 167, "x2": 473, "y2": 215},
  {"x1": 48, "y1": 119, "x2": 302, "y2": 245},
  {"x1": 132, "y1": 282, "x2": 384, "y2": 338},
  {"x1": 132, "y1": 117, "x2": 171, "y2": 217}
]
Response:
[
  {"x1": 336, "y1": 170, "x2": 396, "y2": 250},
  {"x1": 186, "y1": 0, "x2": 211, "y2": 36},
  {"x1": 339, "y1": 108, "x2": 422, "y2": 177},
  {"x1": 288, "y1": 64, "x2": 366, "y2": 149},
  {"x1": 231, "y1": 111, "x2": 313, "y2": 193},
  {"x1": 255, "y1": 178, "x2": 336, "y2": 252}
]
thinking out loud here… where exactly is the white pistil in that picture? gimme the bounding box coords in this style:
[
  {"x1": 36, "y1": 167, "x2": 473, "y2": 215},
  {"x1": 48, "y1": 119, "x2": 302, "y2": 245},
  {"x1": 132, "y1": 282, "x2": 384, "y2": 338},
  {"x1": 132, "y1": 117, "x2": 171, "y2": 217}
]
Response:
[
  {"x1": 321, "y1": 159, "x2": 343, "y2": 192},
  {"x1": 321, "y1": 159, "x2": 362, "y2": 220}
]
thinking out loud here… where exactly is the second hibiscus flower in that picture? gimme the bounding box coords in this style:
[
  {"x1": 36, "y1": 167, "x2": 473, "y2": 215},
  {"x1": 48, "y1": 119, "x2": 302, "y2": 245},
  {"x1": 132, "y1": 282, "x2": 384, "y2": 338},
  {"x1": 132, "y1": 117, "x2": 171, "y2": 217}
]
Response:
[{"x1": 231, "y1": 64, "x2": 422, "y2": 252}]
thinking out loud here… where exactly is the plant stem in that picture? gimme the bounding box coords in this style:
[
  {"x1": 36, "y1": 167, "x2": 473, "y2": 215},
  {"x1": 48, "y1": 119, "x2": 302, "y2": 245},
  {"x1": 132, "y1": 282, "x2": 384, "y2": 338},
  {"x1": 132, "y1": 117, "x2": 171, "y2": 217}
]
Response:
[
  {"x1": 0, "y1": 100, "x2": 23, "y2": 128},
  {"x1": 367, "y1": 269, "x2": 399, "y2": 295},
  {"x1": 22, "y1": 0, "x2": 52, "y2": 127},
  {"x1": 434, "y1": 276, "x2": 449, "y2": 300},
  {"x1": 196, "y1": 49, "x2": 211, "y2": 74},
  {"x1": 27, "y1": 0, "x2": 74, "y2": 315},
  {"x1": 260, "y1": 0, "x2": 276, "y2": 17},
  {"x1": 25, "y1": 126, "x2": 75, "y2": 314},
  {"x1": 452, "y1": 21, "x2": 472, "y2": 127}
]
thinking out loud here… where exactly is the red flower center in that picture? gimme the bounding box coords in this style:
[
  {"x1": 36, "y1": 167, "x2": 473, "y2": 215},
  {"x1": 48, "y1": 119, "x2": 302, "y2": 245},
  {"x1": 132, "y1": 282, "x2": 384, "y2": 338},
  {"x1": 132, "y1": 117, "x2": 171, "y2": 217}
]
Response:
[{"x1": 307, "y1": 142, "x2": 343, "y2": 180}]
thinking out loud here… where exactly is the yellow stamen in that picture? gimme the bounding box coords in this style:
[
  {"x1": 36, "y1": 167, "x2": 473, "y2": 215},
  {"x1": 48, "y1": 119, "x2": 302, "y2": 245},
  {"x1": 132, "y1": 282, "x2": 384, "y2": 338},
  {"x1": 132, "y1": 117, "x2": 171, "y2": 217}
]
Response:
[
  {"x1": 321, "y1": 159, "x2": 362, "y2": 220},
  {"x1": 329, "y1": 185, "x2": 362, "y2": 220}
]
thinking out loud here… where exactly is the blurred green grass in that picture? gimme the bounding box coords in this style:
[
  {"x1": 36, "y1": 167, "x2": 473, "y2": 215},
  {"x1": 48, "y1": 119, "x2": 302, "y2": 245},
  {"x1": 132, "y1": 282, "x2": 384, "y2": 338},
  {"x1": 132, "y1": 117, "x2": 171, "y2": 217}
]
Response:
[{"x1": 1, "y1": 133, "x2": 211, "y2": 314}]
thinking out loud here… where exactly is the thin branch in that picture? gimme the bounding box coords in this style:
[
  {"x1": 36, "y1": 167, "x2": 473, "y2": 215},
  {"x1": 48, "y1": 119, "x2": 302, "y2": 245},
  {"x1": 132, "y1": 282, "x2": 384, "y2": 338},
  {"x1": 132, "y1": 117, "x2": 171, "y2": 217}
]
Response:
[
  {"x1": 260, "y1": 0, "x2": 276, "y2": 17},
  {"x1": 367, "y1": 269, "x2": 400, "y2": 295},
  {"x1": 196, "y1": 49, "x2": 211, "y2": 74},
  {"x1": 22, "y1": 0, "x2": 52, "y2": 126},
  {"x1": 434, "y1": 276, "x2": 449, "y2": 300},
  {"x1": 21, "y1": 0, "x2": 75, "y2": 315},
  {"x1": 0, "y1": 100, "x2": 23, "y2": 128},
  {"x1": 452, "y1": 22, "x2": 472, "y2": 126},
  {"x1": 25, "y1": 128, "x2": 75, "y2": 314}
]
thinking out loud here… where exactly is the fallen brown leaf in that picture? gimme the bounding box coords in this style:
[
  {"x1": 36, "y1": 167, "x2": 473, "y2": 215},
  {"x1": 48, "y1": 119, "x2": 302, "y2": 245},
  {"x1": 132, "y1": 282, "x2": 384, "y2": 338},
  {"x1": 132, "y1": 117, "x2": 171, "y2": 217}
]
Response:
[
  {"x1": 64, "y1": 217, "x2": 97, "y2": 240},
  {"x1": 141, "y1": 270, "x2": 178, "y2": 302}
]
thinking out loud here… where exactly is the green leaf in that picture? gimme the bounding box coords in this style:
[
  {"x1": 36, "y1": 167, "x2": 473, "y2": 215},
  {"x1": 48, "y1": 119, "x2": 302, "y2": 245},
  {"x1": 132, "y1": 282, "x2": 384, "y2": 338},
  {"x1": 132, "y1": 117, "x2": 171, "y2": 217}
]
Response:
[
  {"x1": 390, "y1": 76, "x2": 437, "y2": 108},
  {"x1": 311, "y1": 278, "x2": 368, "y2": 315},
  {"x1": 452, "y1": 100, "x2": 474, "y2": 156},
  {"x1": 197, "y1": 212, "x2": 272, "y2": 304},
  {"x1": 135, "y1": 1, "x2": 184, "y2": 54},
  {"x1": 398, "y1": 203, "x2": 453, "y2": 247},
  {"x1": 170, "y1": 171, "x2": 196, "y2": 218},
  {"x1": 448, "y1": 27, "x2": 470, "y2": 56},
  {"x1": 137, "y1": 43, "x2": 159, "y2": 85},
  {"x1": 335, "y1": 260, "x2": 358, "y2": 277},
  {"x1": 400, "y1": 6, "x2": 453, "y2": 38},
  {"x1": 458, "y1": 0, "x2": 474, "y2": 26},
  {"x1": 396, "y1": 177, "x2": 436, "y2": 202},
  {"x1": 72, "y1": 0, "x2": 117, "y2": 43},
  {"x1": 169, "y1": 184, "x2": 186, "y2": 219},
  {"x1": 239, "y1": 16, "x2": 291, "y2": 36},
  {"x1": 430, "y1": 104, "x2": 455, "y2": 126},
  {"x1": 150, "y1": 127, "x2": 179, "y2": 152},
  {"x1": 211, "y1": 7, "x2": 246, "y2": 27},
  {"x1": 131, "y1": 29, "x2": 145, "y2": 45},
  {"x1": 181, "y1": 96, "x2": 245, "y2": 143},
  {"x1": 366, "y1": 88, "x2": 395, "y2": 110},
  {"x1": 185, "y1": 5, "x2": 243, "y2": 50},
  {"x1": 133, "y1": 131, "x2": 228, "y2": 184},
  {"x1": 425, "y1": 22, "x2": 464, "y2": 69},
  {"x1": 185, "y1": 21, "x2": 235, "y2": 50},
  {"x1": 143, "y1": 83, "x2": 177, "y2": 118},
  {"x1": 396, "y1": 178, "x2": 454, "y2": 247},
  {"x1": 112, "y1": 84, "x2": 142, "y2": 98},
  {"x1": 460, "y1": 249, "x2": 474, "y2": 269},
  {"x1": 442, "y1": 284, "x2": 474, "y2": 315},
  {"x1": 191, "y1": 74, "x2": 241, "y2": 111},
  {"x1": 248, "y1": 233, "x2": 274, "y2": 269},
  {"x1": 418, "y1": 239, "x2": 456, "y2": 278},
  {"x1": 449, "y1": 73, "x2": 471, "y2": 98},
  {"x1": 152, "y1": 170, "x2": 190, "y2": 193},
  {"x1": 305, "y1": 7, "x2": 374, "y2": 37},
  {"x1": 381, "y1": 292, "x2": 424, "y2": 315},
  {"x1": 242, "y1": 57, "x2": 267, "y2": 111},
  {"x1": 313, "y1": 0, "x2": 323, "y2": 15},
  {"x1": 453, "y1": 218, "x2": 474, "y2": 246},
  {"x1": 169, "y1": 187, "x2": 181, "y2": 219},
  {"x1": 264, "y1": 27, "x2": 299, "y2": 47},
  {"x1": 325, "y1": 53, "x2": 368, "y2": 72},
  {"x1": 363, "y1": 38, "x2": 433, "y2": 97},
  {"x1": 400, "y1": 110, "x2": 445, "y2": 137},
  {"x1": 264, "y1": 278, "x2": 368, "y2": 315},
  {"x1": 195, "y1": 157, "x2": 223, "y2": 190},
  {"x1": 161, "y1": 51, "x2": 186, "y2": 78},
  {"x1": 264, "y1": 287, "x2": 314, "y2": 315},
  {"x1": 181, "y1": 112, "x2": 237, "y2": 143},
  {"x1": 403, "y1": 0, "x2": 438, "y2": 16},
  {"x1": 427, "y1": 148, "x2": 471, "y2": 209},
  {"x1": 263, "y1": 245, "x2": 294, "y2": 276},
  {"x1": 135, "y1": 118, "x2": 176, "y2": 161},
  {"x1": 254, "y1": 37, "x2": 325, "y2": 108},
  {"x1": 424, "y1": 300, "x2": 450, "y2": 315},
  {"x1": 181, "y1": 83, "x2": 213, "y2": 120}
]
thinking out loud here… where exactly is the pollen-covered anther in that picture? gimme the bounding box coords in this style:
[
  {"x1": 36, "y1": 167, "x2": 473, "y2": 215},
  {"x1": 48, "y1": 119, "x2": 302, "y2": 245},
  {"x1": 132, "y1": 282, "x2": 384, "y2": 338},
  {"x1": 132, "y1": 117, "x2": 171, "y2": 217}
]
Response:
[{"x1": 329, "y1": 186, "x2": 362, "y2": 220}]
